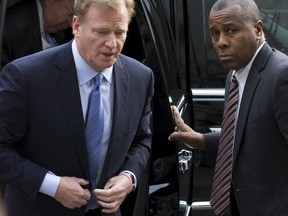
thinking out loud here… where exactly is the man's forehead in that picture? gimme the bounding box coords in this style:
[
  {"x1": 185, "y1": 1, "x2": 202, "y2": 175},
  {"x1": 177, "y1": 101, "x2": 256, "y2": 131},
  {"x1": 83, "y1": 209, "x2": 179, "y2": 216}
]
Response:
[
  {"x1": 210, "y1": 5, "x2": 243, "y2": 19},
  {"x1": 209, "y1": 6, "x2": 245, "y2": 25}
]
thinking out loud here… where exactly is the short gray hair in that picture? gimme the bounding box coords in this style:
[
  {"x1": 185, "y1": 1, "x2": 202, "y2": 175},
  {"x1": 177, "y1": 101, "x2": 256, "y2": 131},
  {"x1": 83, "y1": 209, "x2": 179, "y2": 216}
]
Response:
[{"x1": 74, "y1": 0, "x2": 135, "y2": 23}]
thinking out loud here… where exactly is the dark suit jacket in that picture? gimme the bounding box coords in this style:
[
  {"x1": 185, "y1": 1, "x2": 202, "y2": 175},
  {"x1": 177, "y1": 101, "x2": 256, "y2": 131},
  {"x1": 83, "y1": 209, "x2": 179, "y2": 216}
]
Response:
[
  {"x1": 205, "y1": 43, "x2": 288, "y2": 215},
  {"x1": 1, "y1": 0, "x2": 42, "y2": 67},
  {"x1": 0, "y1": 42, "x2": 154, "y2": 216}
]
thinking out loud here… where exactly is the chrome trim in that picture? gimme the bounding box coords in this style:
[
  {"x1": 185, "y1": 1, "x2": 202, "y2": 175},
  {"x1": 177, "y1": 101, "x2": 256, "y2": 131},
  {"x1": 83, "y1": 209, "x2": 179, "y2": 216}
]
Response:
[
  {"x1": 179, "y1": 200, "x2": 191, "y2": 216},
  {"x1": 209, "y1": 127, "x2": 221, "y2": 133},
  {"x1": 180, "y1": 200, "x2": 212, "y2": 214},
  {"x1": 178, "y1": 149, "x2": 193, "y2": 173},
  {"x1": 149, "y1": 183, "x2": 169, "y2": 194},
  {"x1": 191, "y1": 88, "x2": 225, "y2": 97},
  {"x1": 191, "y1": 201, "x2": 212, "y2": 211}
]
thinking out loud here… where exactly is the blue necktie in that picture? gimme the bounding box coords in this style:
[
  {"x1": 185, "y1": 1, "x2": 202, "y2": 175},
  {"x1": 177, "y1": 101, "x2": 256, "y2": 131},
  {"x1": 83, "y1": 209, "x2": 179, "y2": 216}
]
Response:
[{"x1": 85, "y1": 73, "x2": 104, "y2": 209}]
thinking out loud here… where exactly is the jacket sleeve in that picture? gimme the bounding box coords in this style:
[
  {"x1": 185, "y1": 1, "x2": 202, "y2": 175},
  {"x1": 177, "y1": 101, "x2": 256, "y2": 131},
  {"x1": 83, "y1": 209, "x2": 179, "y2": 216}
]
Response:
[
  {"x1": 0, "y1": 63, "x2": 48, "y2": 202},
  {"x1": 203, "y1": 132, "x2": 220, "y2": 166}
]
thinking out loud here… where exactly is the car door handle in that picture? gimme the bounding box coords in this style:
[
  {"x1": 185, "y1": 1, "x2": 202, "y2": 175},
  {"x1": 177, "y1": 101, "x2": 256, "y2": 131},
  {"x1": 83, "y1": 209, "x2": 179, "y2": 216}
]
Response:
[
  {"x1": 178, "y1": 149, "x2": 193, "y2": 173},
  {"x1": 209, "y1": 127, "x2": 221, "y2": 133}
]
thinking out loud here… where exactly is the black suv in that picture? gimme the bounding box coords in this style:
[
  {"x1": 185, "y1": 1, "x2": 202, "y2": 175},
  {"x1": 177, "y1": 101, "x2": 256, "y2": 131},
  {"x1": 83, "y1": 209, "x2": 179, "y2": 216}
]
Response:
[{"x1": 1, "y1": 0, "x2": 288, "y2": 215}]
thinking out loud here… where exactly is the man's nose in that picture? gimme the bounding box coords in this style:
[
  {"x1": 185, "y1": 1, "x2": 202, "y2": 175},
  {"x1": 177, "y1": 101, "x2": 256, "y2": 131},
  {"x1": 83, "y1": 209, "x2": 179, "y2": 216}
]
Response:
[
  {"x1": 217, "y1": 33, "x2": 229, "y2": 49},
  {"x1": 105, "y1": 34, "x2": 117, "y2": 48}
]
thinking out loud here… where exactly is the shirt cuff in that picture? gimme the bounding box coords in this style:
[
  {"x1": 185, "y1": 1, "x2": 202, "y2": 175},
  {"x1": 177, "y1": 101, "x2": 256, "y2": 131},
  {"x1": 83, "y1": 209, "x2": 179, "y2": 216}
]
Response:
[
  {"x1": 39, "y1": 171, "x2": 61, "y2": 197},
  {"x1": 121, "y1": 170, "x2": 137, "y2": 191}
]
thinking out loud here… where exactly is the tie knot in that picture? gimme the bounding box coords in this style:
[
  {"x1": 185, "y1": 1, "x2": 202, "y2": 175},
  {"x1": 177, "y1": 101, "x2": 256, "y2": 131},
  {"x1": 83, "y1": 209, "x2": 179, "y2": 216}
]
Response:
[
  {"x1": 94, "y1": 73, "x2": 103, "y2": 88},
  {"x1": 230, "y1": 74, "x2": 238, "y2": 89},
  {"x1": 232, "y1": 74, "x2": 237, "y2": 83}
]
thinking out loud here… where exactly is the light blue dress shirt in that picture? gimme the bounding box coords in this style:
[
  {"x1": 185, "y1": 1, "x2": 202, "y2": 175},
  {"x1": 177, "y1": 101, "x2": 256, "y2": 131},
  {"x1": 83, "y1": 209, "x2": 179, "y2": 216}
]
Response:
[{"x1": 39, "y1": 40, "x2": 114, "y2": 197}]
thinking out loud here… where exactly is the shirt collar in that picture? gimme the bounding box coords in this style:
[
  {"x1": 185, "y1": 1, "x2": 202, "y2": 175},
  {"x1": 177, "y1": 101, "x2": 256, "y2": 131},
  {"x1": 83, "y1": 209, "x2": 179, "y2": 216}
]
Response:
[
  {"x1": 71, "y1": 40, "x2": 113, "y2": 86},
  {"x1": 234, "y1": 41, "x2": 266, "y2": 85},
  {"x1": 36, "y1": 0, "x2": 45, "y2": 36}
]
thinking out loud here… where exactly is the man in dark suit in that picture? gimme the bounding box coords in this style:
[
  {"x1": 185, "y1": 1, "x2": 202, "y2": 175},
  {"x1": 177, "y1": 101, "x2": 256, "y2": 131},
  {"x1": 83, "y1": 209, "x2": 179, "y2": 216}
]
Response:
[
  {"x1": 169, "y1": 0, "x2": 288, "y2": 215},
  {"x1": 0, "y1": 0, "x2": 154, "y2": 215},
  {"x1": 1, "y1": 0, "x2": 74, "y2": 67}
]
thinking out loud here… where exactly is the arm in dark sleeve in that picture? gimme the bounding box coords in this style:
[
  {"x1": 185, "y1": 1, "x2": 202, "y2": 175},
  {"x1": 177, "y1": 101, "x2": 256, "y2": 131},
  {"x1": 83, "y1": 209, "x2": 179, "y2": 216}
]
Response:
[
  {"x1": 0, "y1": 63, "x2": 48, "y2": 201},
  {"x1": 203, "y1": 132, "x2": 220, "y2": 166}
]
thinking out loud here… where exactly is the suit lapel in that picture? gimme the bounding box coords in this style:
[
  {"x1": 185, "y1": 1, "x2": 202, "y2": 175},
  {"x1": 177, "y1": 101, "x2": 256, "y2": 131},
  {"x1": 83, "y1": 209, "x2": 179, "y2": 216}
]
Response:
[
  {"x1": 99, "y1": 56, "x2": 130, "y2": 184},
  {"x1": 233, "y1": 43, "x2": 273, "y2": 165},
  {"x1": 53, "y1": 43, "x2": 89, "y2": 178}
]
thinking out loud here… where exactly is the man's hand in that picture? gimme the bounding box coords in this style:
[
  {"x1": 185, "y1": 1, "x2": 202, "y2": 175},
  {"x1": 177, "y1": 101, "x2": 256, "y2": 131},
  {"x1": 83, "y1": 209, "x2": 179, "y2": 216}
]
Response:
[
  {"x1": 94, "y1": 175, "x2": 132, "y2": 213},
  {"x1": 55, "y1": 177, "x2": 90, "y2": 209},
  {"x1": 169, "y1": 105, "x2": 206, "y2": 150}
]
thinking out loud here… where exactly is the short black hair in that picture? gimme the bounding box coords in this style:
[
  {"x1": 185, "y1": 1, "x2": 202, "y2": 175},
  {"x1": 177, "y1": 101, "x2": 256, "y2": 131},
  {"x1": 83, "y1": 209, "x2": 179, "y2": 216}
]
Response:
[{"x1": 211, "y1": 0, "x2": 261, "y2": 23}]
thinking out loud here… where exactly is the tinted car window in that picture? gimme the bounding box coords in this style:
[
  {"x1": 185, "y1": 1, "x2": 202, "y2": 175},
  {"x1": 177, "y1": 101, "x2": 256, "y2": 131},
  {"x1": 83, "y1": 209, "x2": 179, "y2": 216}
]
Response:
[{"x1": 257, "y1": 0, "x2": 288, "y2": 54}]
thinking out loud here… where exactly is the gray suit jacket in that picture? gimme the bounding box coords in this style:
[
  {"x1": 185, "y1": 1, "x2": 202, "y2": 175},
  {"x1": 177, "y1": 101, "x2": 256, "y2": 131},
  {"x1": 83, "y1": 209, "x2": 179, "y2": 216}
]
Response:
[
  {"x1": 205, "y1": 43, "x2": 288, "y2": 215},
  {"x1": 0, "y1": 41, "x2": 154, "y2": 216}
]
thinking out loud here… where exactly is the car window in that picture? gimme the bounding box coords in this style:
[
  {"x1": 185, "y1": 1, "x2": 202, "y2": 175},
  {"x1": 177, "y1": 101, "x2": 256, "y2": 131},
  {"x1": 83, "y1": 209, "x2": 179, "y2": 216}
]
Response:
[{"x1": 256, "y1": 0, "x2": 288, "y2": 54}]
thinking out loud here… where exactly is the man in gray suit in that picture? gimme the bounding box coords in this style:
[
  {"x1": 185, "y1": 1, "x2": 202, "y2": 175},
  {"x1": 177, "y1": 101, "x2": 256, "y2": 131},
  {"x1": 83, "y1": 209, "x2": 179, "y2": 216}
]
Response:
[
  {"x1": 0, "y1": 0, "x2": 154, "y2": 215},
  {"x1": 169, "y1": 0, "x2": 288, "y2": 215}
]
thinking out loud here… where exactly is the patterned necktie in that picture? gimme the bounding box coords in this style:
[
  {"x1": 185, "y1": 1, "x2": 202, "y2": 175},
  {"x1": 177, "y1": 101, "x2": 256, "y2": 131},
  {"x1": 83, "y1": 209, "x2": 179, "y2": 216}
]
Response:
[
  {"x1": 210, "y1": 74, "x2": 239, "y2": 216},
  {"x1": 85, "y1": 73, "x2": 104, "y2": 209}
]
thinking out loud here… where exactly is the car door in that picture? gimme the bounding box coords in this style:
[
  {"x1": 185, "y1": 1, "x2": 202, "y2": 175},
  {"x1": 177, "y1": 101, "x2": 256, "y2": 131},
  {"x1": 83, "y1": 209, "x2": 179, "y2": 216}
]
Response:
[
  {"x1": 0, "y1": 0, "x2": 8, "y2": 198},
  {"x1": 126, "y1": 0, "x2": 288, "y2": 216},
  {"x1": 123, "y1": 0, "x2": 183, "y2": 215},
  {"x1": 0, "y1": 0, "x2": 7, "y2": 71},
  {"x1": 128, "y1": 0, "x2": 202, "y2": 215},
  {"x1": 123, "y1": 0, "x2": 218, "y2": 216}
]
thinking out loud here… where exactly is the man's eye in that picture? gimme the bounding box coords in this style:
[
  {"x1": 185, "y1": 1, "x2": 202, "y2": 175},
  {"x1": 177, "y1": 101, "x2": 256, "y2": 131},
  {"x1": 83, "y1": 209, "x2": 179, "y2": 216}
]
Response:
[
  {"x1": 228, "y1": 29, "x2": 236, "y2": 34},
  {"x1": 98, "y1": 31, "x2": 109, "y2": 35},
  {"x1": 115, "y1": 32, "x2": 126, "y2": 37},
  {"x1": 210, "y1": 31, "x2": 219, "y2": 39}
]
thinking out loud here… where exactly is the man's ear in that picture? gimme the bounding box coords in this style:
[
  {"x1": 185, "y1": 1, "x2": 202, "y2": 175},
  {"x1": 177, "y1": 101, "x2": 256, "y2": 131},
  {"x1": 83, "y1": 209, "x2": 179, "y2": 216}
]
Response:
[
  {"x1": 254, "y1": 21, "x2": 264, "y2": 41},
  {"x1": 72, "y1": 16, "x2": 80, "y2": 37}
]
